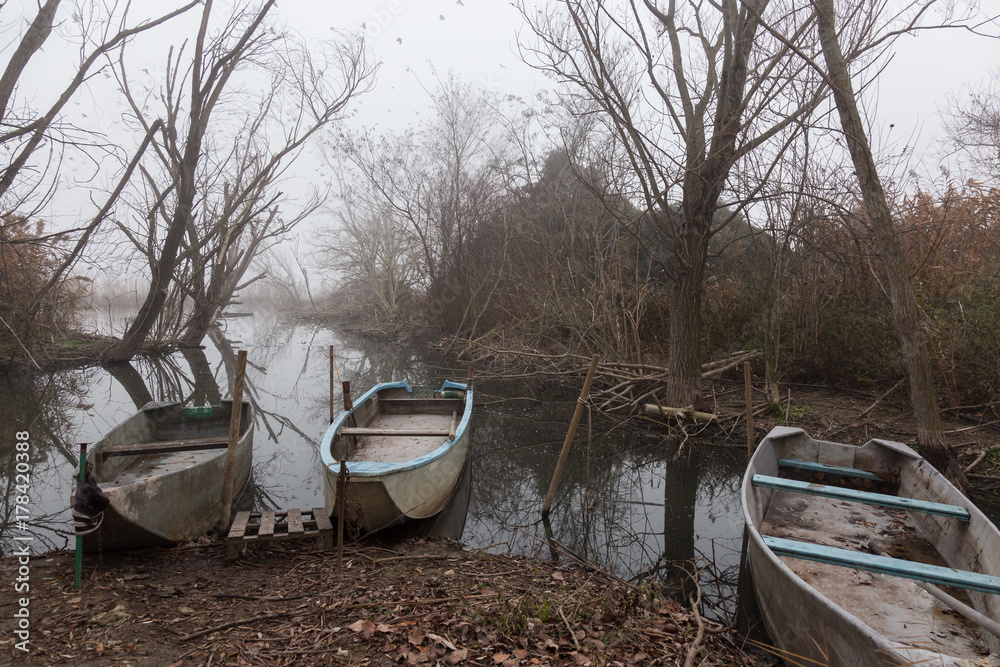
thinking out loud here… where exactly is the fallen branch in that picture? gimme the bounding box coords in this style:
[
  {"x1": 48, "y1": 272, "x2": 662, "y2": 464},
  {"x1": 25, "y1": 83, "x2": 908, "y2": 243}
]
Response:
[
  {"x1": 682, "y1": 575, "x2": 705, "y2": 667},
  {"x1": 181, "y1": 611, "x2": 295, "y2": 641},
  {"x1": 858, "y1": 378, "x2": 905, "y2": 419},
  {"x1": 964, "y1": 450, "x2": 988, "y2": 474},
  {"x1": 644, "y1": 404, "x2": 718, "y2": 423},
  {"x1": 559, "y1": 607, "x2": 582, "y2": 651}
]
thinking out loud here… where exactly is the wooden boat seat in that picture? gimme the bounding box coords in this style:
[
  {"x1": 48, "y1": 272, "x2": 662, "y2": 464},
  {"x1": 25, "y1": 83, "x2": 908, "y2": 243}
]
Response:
[
  {"x1": 778, "y1": 457, "x2": 899, "y2": 484},
  {"x1": 752, "y1": 474, "x2": 970, "y2": 520},
  {"x1": 763, "y1": 535, "x2": 1000, "y2": 595},
  {"x1": 340, "y1": 427, "x2": 452, "y2": 437},
  {"x1": 100, "y1": 436, "x2": 230, "y2": 458}
]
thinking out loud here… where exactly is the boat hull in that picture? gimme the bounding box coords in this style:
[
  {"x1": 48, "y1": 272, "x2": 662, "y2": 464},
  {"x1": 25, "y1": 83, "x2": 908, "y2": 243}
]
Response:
[
  {"x1": 80, "y1": 401, "x2": 253, "y2": 552},
  {"x1": 742, "y1": 426, "x2": 1000, "y2": 666},
  {"x1": 321, "y1": 381, "x2": 472, "y2": 532}
]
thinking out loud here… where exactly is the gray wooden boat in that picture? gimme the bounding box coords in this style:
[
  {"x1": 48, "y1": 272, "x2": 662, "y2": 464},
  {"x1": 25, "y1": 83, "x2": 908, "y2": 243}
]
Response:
[
  {"x1": 78, "y1": 400, "x2": 253, "y2": 551},
  {"x1": 320, "y1": 381, "x2": 472, "y2": 532},
  {"x1": 742, "y1": 426, "x2": 1000, "y2": 666}
]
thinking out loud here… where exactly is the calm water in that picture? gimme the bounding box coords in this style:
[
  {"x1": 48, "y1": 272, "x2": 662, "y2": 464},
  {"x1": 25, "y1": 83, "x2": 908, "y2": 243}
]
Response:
[{"x1": 0, "y1": 310, "x2": 747, "y2": 616}]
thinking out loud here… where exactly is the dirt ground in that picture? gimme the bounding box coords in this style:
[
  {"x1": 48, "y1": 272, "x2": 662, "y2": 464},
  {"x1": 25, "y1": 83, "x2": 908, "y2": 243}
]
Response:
[{"x1": 0, "y1": 537, "x2": 762, "y2": 666}]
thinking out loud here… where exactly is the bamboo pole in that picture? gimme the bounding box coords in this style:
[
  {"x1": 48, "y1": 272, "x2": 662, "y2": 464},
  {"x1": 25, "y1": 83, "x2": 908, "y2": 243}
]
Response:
[
  {"x1": 542, "y1": 354, "x2": 599, "y2": 517},
  {"x1": 74, "y1": 443, "x2": 87, "y2": 590},
  {"x1": 218, "y1": 350, "x2": 248, "y2": 533},
  {"x1": 329, "y1": 344, "x2": 335, "y2": 424},
  {"x1": 744, "y1": 361, "x2": 754, "y2": 459}
]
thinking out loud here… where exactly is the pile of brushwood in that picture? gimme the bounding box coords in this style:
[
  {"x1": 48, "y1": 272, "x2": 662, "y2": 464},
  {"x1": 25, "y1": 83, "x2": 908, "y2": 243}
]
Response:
[{"x1": 1, "y1": 538, "x2": 770, "y2": 666}]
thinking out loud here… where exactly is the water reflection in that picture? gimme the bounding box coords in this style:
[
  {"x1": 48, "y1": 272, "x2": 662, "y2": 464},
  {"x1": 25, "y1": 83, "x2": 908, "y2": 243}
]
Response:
[
  {"x1": 0, "y1": 311, "x2": 749, "y2": 619},
  {"x1": 462, "y1": 395, "x2": 746, "y2": 619}
]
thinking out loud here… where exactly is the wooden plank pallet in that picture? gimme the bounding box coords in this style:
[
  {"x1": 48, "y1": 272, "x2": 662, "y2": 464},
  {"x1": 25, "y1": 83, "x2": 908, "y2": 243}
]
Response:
[{"x1": 226, "y1": 508, "x2": 333, "y2": 559}]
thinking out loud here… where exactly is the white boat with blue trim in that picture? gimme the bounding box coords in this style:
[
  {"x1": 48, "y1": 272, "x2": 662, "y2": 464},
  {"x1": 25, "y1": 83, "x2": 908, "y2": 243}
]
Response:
[
  {"x1": 320, "y1": 380, "x2": 472, "y2": 532},
  {"x1": 742, "y1": 426, "x2": 1000, "y2": 665}
]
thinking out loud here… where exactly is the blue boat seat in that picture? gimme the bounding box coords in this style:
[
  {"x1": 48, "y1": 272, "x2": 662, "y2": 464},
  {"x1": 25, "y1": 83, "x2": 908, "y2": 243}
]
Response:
[
  {"x1": 763, "y1": 536, "x2": 1000, "y2": 594},
  {"x1": 752, "y1": 474, "x2": 970, "y2": 521}
]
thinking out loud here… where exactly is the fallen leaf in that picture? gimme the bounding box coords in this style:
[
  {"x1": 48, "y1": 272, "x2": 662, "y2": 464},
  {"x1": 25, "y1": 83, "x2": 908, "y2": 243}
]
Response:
[
  {"x1": 427, "y1": 632, "x2": 457, "y2": 650},
  {"x1": 408, "y1": 628, "x2": 427, "y2": 646},
  {"x1": 552, "y1": 571, "x2": 564, "y2": 581},
  {"x1": 348, "y1": 619, "x2": 366, "y2": 633},
  {"x1": 513, "y1": 648, "x2": 529, "y2": 659},
  {"x1": 446, "y1": 648, "x2": 469, "y2": 664},
  {"x1": 493, "y1": 652, "x2": 510, "y2": 663}
]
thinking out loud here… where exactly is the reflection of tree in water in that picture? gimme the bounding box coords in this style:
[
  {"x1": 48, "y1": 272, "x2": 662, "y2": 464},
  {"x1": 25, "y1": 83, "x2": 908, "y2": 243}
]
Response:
[
  {"x1": 465, "y1": 397, "x2": 745, "y2": 617},
  {"x1": 0, "y1": 371, "x2": 92, "y2": 554}
]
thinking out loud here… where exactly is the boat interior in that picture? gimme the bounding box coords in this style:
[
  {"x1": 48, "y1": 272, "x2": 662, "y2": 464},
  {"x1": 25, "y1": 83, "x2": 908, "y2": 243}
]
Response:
[
  {"x1": 93, "y1": 402, "x2": 251, "y2": 486},
  {"x1": 754, "y1": 455, "x2": 1000, "y2": 663},
  {"x1": 333, "y1": 386, "x2": 466, "y2": 464}
]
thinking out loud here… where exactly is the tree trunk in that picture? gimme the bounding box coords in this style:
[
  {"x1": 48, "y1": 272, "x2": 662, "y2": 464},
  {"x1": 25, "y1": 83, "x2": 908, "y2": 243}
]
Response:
[
  {"x1": 666, "y1": 217, "x2": 709, "y2": 409},
  {"x1": 0, "y1": 0, "x2": 60, "y2": 123},
  {"x1": 181, "y1": 346, "x2": 222, "y2": 406},
  {"x1": 765, "y1": 286, "x2": 783, "y2": 406},
  {"x1": 180, "y1": 303, "x2": 220, "y2": 346},
  {"x1": 105, "y1": 362, "x2": 154, "y2": 409},
  {"x1": 814, "y1": 0, "x2": 969, "y2": 494},
  {"x1": 100, "y1": 154, "x2": 199, "y2": 363}
]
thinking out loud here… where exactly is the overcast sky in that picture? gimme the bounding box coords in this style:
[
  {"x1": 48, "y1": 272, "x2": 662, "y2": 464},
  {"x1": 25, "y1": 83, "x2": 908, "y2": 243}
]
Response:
[{"x1": 5, "y1": 0, "x2": 999, "y2": 225}]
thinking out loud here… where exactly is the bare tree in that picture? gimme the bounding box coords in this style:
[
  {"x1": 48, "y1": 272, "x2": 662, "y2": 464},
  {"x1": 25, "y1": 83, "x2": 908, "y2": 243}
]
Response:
[
  {"x1": 520, "y1": 0, "x2": 827, "y2": 409},
  {"x1": 812, "y1": 0, "x2": 974, "y2": 492},
  {"x1": 946, "y1": 70, "x2": 1000, "y2": 184},
  {"x1": 0, "y1": 0, "x2": 198, "y2": 214},
  {"x1": 102, "y1": 0, "x2": 375, "y2": 360},
  {"x1": 0, "y1": 1, "x2": 197, "y2": 358},
  {"x1": 334, "y1": 74, "x2": 516, "y2": 331}
]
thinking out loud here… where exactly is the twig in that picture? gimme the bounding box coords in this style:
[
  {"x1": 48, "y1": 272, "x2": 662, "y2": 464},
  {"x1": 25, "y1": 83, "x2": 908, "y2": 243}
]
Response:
[
  {"x1": 945, "y1": 421, "x2": 1000, "y2": 434},
  {"x1": 0, "y1": 313, "x2": 41, "y2": 370},
  {"x1": 682, "y1": 574, "x2": 705, "y2": 667},
  {"x1": 964, "y1": 450, "x2": 988, "y2": 474},
  {"x1": 559, "y1": 606, "x2": 581, "y2": 651},
  {"x1": 181, "y1": 611, "x2": 295, "y2": 641},
  {"x1": 372, "y1": 554, "x2": 463, "y2": 565},
  {"x1": 858, "y1": 378, "x2": 905, "y2": 419}
]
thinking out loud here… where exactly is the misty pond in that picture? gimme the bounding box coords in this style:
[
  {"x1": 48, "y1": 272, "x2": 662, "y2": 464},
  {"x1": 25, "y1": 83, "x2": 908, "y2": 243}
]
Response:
[{"x1": 1, "y1": 310, "x2": 748, "y2": 619}]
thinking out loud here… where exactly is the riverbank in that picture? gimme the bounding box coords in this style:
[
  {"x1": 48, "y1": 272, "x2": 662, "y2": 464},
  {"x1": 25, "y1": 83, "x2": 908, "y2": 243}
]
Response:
[{"x1": 1, "y1": 537, "x2": 766, "y2": 666}]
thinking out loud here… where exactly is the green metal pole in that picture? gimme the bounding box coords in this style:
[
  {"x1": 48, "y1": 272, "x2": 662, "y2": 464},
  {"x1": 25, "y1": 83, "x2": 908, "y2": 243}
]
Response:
[{"x1": 74, "y1": 443, "x2": 87, "y2": 589}]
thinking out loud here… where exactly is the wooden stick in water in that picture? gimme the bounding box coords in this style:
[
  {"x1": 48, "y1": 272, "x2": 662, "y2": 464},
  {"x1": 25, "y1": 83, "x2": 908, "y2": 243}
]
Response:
[
  {"x1": 218, "y1": 350, "x2": 247, "y2": 533},
  {"x1": 329, "y1": 344, "x2": 334, "y2": 424},
  {"x1": 542, "y1": 355, "x2": 599, "y2": 517}
]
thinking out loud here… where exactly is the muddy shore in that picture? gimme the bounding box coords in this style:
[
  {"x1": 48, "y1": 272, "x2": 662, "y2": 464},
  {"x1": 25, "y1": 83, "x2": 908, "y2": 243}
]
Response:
[{"x1": 1, "y1": 537, "x2": 767, "y2": 666}]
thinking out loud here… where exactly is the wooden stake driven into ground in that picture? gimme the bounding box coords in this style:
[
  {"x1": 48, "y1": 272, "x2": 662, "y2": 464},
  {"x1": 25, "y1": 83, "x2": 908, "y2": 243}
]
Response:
[
  {"x1": 542, "y1": 355, "x2": 599, "y2": 517},
  {"x1": 74, "y1": 443, "x2": 87, "y2": 590},
  {"x1": 218, "y1": 350, "x2": 247, "y2": 533},
  {"x1": 338, "y1": 381, "x2": 353, "y2": 568},
  {"x1": 745, "y1": 361, "x2": 754, "y2": 458}
]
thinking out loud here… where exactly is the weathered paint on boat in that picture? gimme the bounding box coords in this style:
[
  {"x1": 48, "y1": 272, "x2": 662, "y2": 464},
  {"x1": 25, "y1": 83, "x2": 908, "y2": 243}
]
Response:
[
  {"x1": 80, "y1": 401, "x2": 253, "y2": 552},
  {"x1": 742, "y1": 426, "x2": 1000, "y2": 666},
  {"x1": 320, "y1": 381, "x2": 472, "y2": 532}
]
